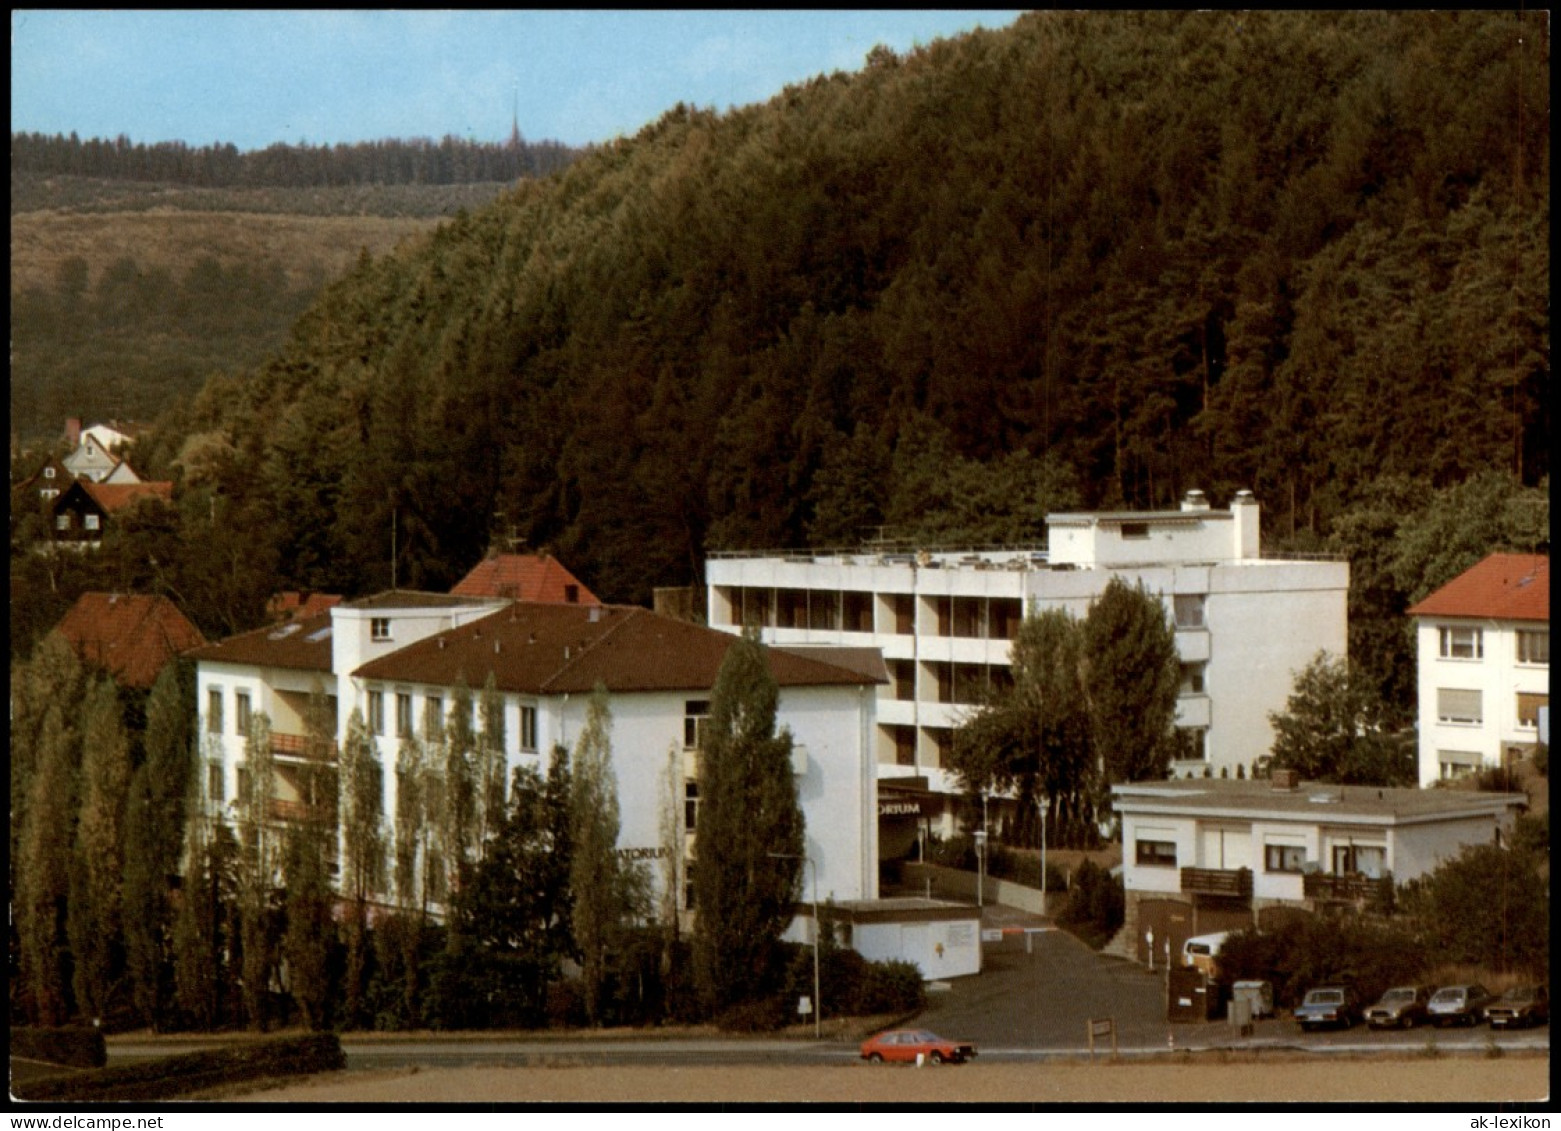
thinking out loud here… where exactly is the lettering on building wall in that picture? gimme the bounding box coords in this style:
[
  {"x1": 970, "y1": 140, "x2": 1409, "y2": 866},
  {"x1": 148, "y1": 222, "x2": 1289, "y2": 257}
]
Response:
[{"x1": 616, "y1": 846, "x2": 671, "y2": 861}]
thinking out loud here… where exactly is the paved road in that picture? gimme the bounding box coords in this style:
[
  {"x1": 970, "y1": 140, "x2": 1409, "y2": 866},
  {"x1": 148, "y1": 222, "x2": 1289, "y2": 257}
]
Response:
[{"x1": 103, "y1": 909, "x2": 1548, "y2": 1069}]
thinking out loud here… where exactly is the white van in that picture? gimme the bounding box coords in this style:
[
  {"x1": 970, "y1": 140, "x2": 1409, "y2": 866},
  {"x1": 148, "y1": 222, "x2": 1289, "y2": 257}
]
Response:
[{"x1": 1182, "y1": 931, "x2": 1232, "y2": 976}]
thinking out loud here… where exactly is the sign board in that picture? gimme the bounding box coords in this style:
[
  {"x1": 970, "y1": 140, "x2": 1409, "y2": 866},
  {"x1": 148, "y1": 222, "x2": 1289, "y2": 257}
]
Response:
[
  {"x1": 980, "y1": 928, "x2": 1003, "y2": 943},
  {"x1": 878, "y1": 796, "x2": 937, "y2": 818},
  {"x1": 797, "y1": 995, "x2": 813, "y2": 1016}
]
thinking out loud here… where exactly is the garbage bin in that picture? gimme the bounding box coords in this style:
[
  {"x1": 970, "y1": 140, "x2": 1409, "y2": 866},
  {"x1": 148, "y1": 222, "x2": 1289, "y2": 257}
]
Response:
[
  {"x1": 1232, "y1": 980, "x2": 1274, "y2": 1019},
  {"x1": 1168, "y1": 967, "x2": 1218, "y2": 1022},
  {"x1": 1228, "y1": 995, "x2": 1253, "y2": 1035}
]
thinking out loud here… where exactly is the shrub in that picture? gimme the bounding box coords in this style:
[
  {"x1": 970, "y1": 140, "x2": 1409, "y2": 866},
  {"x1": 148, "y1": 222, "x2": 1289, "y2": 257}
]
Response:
[
  {"x1": 10, "y1": 1026, "x2": 107, "y2": 1068},
  {"x1": 1057, "y1": 860, "x2": 1123, "y2": 949},
  {"x1": 14, "y1": 1034, "x2": 345, "y2": 1102},
  {"x1": 1217, "y1": 916, "x2": 1427, "y2": 1009},
  {"x1": 714, "y1": 995, "x2": 791, "y2": 1032}
]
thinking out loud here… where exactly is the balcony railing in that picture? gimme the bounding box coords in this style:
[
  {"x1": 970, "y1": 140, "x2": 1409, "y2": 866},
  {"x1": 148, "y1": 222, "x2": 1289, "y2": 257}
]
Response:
[
  {"x1": 1180, "y1": 866, "x2": 1253, "y2": 899},
  {"x1": 271, "y1": 731, "x2": 337, "y2": 760},
  {"x1": 1303, "y1": 872, "x2": 1393, "y2": 903}
]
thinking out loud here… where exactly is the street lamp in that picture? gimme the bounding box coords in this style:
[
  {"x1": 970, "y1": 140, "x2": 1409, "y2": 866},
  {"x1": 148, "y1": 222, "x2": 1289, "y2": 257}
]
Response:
[
  {"x1": 1038, "y1": 793, "x2": 1048, "y2": 915},
  {"x1": 769, "y1": 850, "x2": 821, "y2": 1039}
]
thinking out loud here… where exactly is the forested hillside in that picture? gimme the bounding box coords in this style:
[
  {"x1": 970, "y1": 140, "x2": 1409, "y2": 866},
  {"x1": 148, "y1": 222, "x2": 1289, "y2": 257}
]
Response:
[{"x1": 45, "y1": 13, "x2": 1552, "y2": 667}]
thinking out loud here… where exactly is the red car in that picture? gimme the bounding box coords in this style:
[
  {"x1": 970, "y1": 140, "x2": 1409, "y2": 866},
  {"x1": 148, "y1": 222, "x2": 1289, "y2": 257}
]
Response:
[{"x1": 860, "y1": 1028, "x2": 977, "y2": 1065}]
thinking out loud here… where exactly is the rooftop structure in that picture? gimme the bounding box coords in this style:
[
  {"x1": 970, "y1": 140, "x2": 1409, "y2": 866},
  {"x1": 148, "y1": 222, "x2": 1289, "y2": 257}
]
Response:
[{"x1": 54, "y1": 592, "x2": 207, "y2": 689}]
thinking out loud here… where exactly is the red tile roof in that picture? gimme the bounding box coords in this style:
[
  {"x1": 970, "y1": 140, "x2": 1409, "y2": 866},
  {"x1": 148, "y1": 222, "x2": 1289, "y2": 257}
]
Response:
[
  {"x1": 267, "y1": 592, "x2": 343, "y2": 622},
  {"x1": 1407, "y1": 554, "x2": 1549, "y2": 623},
  {"x1": 355, "y1": 604, "x2": 882, "y2": 695},
  {"x1": 185, "y1": 610, "x2": 335, "y2": 673},
  {"x1": 450, "y1": 553, "x2": 600, "y2": 605},
  {"x1": 82, "y1": 479, "x2": 174, "y2": 512},
  {"x1": 53, "y1": 592, "x2": 208, "y2": 689}
]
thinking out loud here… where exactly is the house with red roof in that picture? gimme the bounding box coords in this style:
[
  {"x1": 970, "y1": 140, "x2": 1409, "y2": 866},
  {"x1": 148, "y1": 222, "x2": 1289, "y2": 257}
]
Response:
[
  {"x1": 51, "y1": 478, "x2": 174, "y2": 547},
  {"x1": 1408, "y1": 553, "x2": 1549, "y2": 784},
  {"x1": 449, "y1": 552, "x2": 600, "y2": 605},
  {"x1": 53, "y1": 592, "x2": 207, "y2": 689},
  {"x1": 189, "y1": 590, "x2": 885, "y2": 922}
]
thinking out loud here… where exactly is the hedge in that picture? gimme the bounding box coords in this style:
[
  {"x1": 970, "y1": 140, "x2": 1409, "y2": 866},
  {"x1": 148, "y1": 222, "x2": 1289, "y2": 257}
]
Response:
[
  {"x1": 10, "y1": 1027, "x2": 108, "y2": 1069},
  {"x1": 13, "y1": 1034, "x2": 346, "y2": 1103}
]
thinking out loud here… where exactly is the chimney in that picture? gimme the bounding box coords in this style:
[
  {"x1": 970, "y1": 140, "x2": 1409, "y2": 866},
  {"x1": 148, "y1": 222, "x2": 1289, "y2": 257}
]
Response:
[
  {"x1": 1231, "y1": 490, "x2": 1259, "y2": 559},
  {"x1": 1271, "y1": 767, "x2": 1300, "y2": 791},
  {"x1": 65, "y1": 418, "x2": 82, "y2": 448},
  {"x1": 1181, "y1": 488, "x2": 1210, "y2": 512}
]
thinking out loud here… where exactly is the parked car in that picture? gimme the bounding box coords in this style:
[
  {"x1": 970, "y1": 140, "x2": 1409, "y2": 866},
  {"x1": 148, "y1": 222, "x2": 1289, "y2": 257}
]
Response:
[
  {"x1": 1181, "y1": 932, "x2": 1232, "y2": 977},
  {"x1": 1427, "y1": 984, "x2": 1495, "y2": 1027},
  {"x1": 1294, "y1": 985, "x2": 1361, "y2": 1031},
  {"x1": 1364, "y1": 985, "x2": 1433, "y2": 1029},
  {"x1": 860, "y1": 1029, "x2": 977, "y2": 1065},
  {"x1": 1484, "y1": 985, "x2": 1548, "y2": 1029}
]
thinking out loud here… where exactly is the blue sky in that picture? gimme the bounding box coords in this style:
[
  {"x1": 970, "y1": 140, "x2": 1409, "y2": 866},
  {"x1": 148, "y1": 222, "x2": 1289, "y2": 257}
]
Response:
[{"x1": 11, "y1": 10, "x2": 1024, "y2": 151}]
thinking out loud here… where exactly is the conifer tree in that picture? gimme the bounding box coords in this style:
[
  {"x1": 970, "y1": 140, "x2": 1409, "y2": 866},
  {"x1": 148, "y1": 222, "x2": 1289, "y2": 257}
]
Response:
[
  {"x1": 691, "y1": 632, "x2": 804, "y2": 1017},
  {"x1": 68, "y1": 677, "x2": 132, "y2": 1022},
  {"x1": 1081, "y1": 578, "x2": 1181, "y2": 792},
  {"x1": 568, "y1": 685, "x2": 623, "y2": 1025},
  {"x1": 282, "y1": 813, "x2": 336, "y2": 1031},
  {"x1": 173, "y1": 743, "x2": 228, "y2": 1030},
  {"x1": 477, "y1": 673, "x2": 507, "y2": 854}
]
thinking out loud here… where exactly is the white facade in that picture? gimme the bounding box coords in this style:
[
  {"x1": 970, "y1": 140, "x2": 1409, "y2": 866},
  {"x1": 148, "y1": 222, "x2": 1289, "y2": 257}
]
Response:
[
  {"x1": 192, "y1": 595, "x2": 881, "y2": 914},
  {"x1": 707, "y1": 491, "x2": 1348, "y2": 791}
]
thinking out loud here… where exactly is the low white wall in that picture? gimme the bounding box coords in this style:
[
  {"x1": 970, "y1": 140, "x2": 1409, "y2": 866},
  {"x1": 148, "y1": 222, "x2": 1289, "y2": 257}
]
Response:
[{"x1": 902, "y1": 862, "x2": 1055, "y2": 916}]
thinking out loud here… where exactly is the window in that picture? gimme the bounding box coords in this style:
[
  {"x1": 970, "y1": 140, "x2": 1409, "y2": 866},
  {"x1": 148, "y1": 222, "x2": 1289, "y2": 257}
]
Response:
[
  {"x1": 368, "y1": 690, "x2": 385, "y2": 736},
  {"x1": 1437, "y1": 688, "x2": 1483, "y2": 725},
  {"x1": 371, "y1": 617, "x2": 392, "y2": 642},
  {"x1": 1174, "y1": 594, "x2": 1205, "y2": 629},
  {"x1": 891, "y1": 593, "x2": 914, "y2": 635},
  {"x1": 843, "y1": 590, "x2": 874, "y2": 633},
  {"x1": 84, "y1": 513, "x2": 100, "y2": 531},
  {"x1": 1135, "y1": 839, "x2": 1177, "y2": 868},
  {"x1": 684, "y1": 780, "x2": 699, "y2": 831},
  {"x1": 1121, "y1": 522, "x2": 1150, "y2": 540},
  {"x1": 1332, "y1": 845, "x2": 1385, "y2": 879},
  {"x1": 207, "y1": 688, "x2": 224, "y2": 734},
  {"x1": 43, "y1": 466, "x2": 55, "y2": 479},
  {"x1": 564, "y1": 584, "x2": 579, "y2": 604},
  {"x1": 520, "y1": 704, "x2": 538, "y2": 751},
  {"x1": 235, "y1": 691, "x2": 252, "y2": 736},
  {"x1": 395, "y1": 693, "x2": 413, "y2": 738},
  {"x1": 889, "y1": 659, "x2": 916, "y2": 702},
  {"x1": 1438, "y1": 626, "x2": 1483, "y2": 660},
  {"x1": 56, "y1": 514, "x2": 71, "y2": 531},
  {"x1": 1438, "y1": 752, "x2": 1480, "y2": 780},
  {"x1": 1517, "y1": 692, "x2": 1547, "y2": 729},
  {"x1": 208, "y1": 762, "x2": 225, "y2": 803},
  {"x1": 1174, "y1": 727, "x2": 1208, "y2": 761},
  {"x1": 1265, "y1": 844, "x2": 1307, "y2": 873},
  {"x1": 236, "y1": 766, "x2": 251, "y2": 803},
  {"x1": 1517, "y1": 631, "x2": 1549, "y2": 665},
  {"x1": 40, "y1": 488, "x2": 58, "y2": 501},
  {"x1": 1180, "y1": 662, "x2": 1207, "y2": 695},
  {"x1": 424, "y1": 696, "x2": 443, "y2": 738},
  {"x1": 684, "y1": 700, "x2": 710, "y2": 749},
  {"x1": 990, "y1": 599, "x2": 1022, "y2": 641}
]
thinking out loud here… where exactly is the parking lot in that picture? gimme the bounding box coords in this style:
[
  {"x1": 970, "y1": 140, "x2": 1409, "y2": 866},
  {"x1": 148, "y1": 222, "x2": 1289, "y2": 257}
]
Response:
[{"x1": 909, "y1": 906, "x2": 1550, "y2": 1057}]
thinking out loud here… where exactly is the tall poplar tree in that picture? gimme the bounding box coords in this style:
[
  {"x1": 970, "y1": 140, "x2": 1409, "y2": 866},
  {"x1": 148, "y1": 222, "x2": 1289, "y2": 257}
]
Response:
[
  {"x1": 691, "y1": 632, "x2": 804, "y2": 1017},
  {"x1": 339, "y1": 706, "x2": 386, "y2": 1027},
  {"x1": 18, "y1": 704, "x2": 79, "y2": 1025},
  {"x1": 68, "y1": 677, "x2": 132, "y2": 1022},
  {"x1": 122, "y1": 662, "x2": 195, "y2": 1029},
  {"x1": 568, "y1": 685, "x2": 623, "y2": 1025},
  {"x1": 236, "y1": 711, "x2": 279, "y2": 1030}
]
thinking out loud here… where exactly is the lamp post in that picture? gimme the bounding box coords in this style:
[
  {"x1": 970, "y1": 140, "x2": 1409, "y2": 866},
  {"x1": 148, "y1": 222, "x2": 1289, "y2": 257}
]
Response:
[
  {"x1": 769, "y1": 851, "x2": 820, "y2": 1039},
  {"x1": 1038, "y1": 793, "x2": 1048, "y2": 916},
  {"x1": 975, "y1": 791, "x2": 989, "y2": 909}
]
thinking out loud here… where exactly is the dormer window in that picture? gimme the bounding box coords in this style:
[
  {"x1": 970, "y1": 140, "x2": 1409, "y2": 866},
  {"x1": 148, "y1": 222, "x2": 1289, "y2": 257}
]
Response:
[{"x1": 371, "y1": 617, "x2": 392, "y2": 642}]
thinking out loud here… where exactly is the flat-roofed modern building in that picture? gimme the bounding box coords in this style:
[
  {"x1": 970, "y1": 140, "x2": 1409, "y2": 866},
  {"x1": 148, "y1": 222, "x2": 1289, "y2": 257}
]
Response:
[{"x1": 706, "y1": 491, "x2": 1348, "y2": 798}]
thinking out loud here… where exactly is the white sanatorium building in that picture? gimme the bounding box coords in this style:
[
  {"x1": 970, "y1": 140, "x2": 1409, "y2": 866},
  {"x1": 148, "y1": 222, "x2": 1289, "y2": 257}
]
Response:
[
  {"x1": 188, "y1": 594, "x2": 884, "y2": 915},
  {"x1": 706, "y1": 491, "x2": 1349, "y2": 800}
]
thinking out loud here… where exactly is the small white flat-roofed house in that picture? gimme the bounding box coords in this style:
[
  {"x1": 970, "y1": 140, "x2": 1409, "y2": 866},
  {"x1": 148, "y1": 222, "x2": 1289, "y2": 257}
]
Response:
[
  {"x1": 1113, "y1": 774, "x2": 1526, "y2": 969},
  {"x1": 189, "y1": 592, "x2": 885, "y2": 922},
  {"x1": 1407, "y1": 554, "x2": 1549, "y2": 785}
]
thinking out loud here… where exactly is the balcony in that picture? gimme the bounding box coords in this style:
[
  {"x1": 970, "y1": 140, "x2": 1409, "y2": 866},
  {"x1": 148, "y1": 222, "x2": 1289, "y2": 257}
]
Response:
[
  {"x1": 1303, "y1": 872, "x2": 1393, "y2": 904},
  {"x1": 271, "y1": 731, "x2": 338, "y2": 760},
  {"x1": 1180, "y1": 866, "x2": 1253, "y2": 899}
]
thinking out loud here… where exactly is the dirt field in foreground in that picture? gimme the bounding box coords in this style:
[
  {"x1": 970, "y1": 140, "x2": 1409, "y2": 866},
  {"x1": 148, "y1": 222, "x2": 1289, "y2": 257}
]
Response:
[{"x1": 240, "y1": 1055, "x2": 1549, "y2": 1105}]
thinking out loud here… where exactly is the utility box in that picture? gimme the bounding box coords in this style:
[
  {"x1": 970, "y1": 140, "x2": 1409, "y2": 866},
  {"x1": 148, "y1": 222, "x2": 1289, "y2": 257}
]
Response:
[
  {"x1": 1232, "y1": 980, "x2": 1274, "y2": 1019},
  {"x1": 1168, "y1": 967, "x2": 1220, "y2": 1022}
]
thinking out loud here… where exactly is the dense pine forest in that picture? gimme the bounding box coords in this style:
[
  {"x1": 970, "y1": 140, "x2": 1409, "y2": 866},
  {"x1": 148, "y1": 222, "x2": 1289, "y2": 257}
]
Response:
[{"x1": 16, "y1": 12, "x2": 1551, "y2": 693}]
